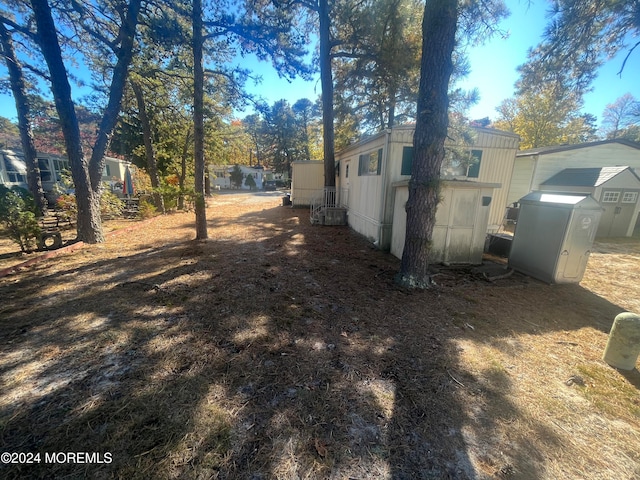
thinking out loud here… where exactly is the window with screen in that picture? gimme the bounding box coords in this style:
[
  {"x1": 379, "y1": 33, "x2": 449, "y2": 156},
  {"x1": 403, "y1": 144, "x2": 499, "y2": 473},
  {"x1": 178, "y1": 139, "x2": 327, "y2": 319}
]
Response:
[
  {"x1": 467, "y1": 150, "x2": 482, "y2": 178},
  {"x1": 402, "y1": 147, "x2": 482, "y2": 178},
  {"x1": 358, "y1": 149, "x2": 382, "y2": 176}
]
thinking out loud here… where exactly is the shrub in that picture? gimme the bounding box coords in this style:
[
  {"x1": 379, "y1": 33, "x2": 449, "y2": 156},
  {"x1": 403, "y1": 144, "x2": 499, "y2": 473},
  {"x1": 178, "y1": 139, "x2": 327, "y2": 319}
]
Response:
[
  {"x1": 245, "y1": 174, "x2": 256, "y2": 190},
  {"x1": 0, "y1": 186, "x2": 41, "y2": 252},
  {"x1": 56, "y1": 193, "x2": 78, "y2": 222},
  {"x1": 56, "y1": 188, "x2": 125, "y2": 222},
  {"x1": 137, "y1": 199, "x2": 157, "y2": 219},
  {"x1": 100, "y1": 188, "x2": 124, "y2": 219},
  {"x1": 157, "y1": 184, "x2": 180, "y2": 211}
]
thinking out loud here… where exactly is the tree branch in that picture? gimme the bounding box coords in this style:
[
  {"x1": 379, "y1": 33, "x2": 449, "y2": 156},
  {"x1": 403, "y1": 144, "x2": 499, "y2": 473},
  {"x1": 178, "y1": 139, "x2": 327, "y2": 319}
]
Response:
[{"x1": 617, "y1": 40, "x2": 640, "y2": 77}]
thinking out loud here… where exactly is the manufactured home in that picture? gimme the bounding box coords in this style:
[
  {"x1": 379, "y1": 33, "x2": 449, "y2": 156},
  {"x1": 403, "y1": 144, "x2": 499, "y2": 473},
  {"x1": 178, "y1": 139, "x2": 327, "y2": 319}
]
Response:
[
  {"x1": 538, "y1": 166, "x2": 640, "y2": 237},
  {"x1": 330, "y1": 125, "x2": 520, "y2": 262},
  {"x1": 209, "y1": 164, "x2": 271, "y2": 190},
  {"x1": 1, "y1": 149, "x2": 132, "y2": 197},
  {"x1": 508, "y1": 139, "x2": 640, "y2": 205}
]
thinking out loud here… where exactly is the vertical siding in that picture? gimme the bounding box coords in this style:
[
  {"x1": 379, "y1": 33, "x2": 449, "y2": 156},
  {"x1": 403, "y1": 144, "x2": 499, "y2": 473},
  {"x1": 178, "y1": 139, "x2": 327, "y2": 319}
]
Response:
[
  {"x1": 391, "y1": 181, "x2": 497, "y2": 264},
  {"x1": 472, "y1": 129, "x2": 520, "y2": 232},
  {"x1": 336, "y1": 133, "x2": 388, "y2": 243},
  {"x1": 386, "y1": 126, "x2": 519, "y2": 233},
  {"x1": 291, "y1": 161, "x2": 324, "y2": 206},
  {"x1": 507, "y1": 157, "x2": 536, "y2": 205}
]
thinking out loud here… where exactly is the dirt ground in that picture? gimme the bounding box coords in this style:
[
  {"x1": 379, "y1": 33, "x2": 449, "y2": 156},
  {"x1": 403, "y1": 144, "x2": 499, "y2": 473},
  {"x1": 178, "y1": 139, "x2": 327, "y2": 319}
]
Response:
[{"x1": 0, "y1": 191, "x2": 639, "y2": 479}]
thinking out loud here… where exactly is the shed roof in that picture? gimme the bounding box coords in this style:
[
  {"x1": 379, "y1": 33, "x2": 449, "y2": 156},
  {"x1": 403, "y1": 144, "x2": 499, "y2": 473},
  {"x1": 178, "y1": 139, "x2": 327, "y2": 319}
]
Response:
[
  {"x1": 516, "y1": 138, "x2": 640, "y2": 157},
  {"x1": 520, "y1": 191, "x2": 602, "y2": 209},
  {"x1": 541, "y1": 166, "x2": 640, "y2": 187}
]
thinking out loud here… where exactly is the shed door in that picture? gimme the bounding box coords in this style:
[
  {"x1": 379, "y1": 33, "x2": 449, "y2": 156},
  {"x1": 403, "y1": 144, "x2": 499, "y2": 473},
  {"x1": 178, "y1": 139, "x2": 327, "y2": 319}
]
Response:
[
  {"x1": 342, "y1": 161, "x2": 350, "y2": 208},
  {"x1": 444, "y1": 189, "x2": 478, "y2": 263},
  {"x1": 562, "y1": 212, "x2": 598, "y2": 279},
  {"x1": 598, "y1": 190, "x2": 637, "y2": 237}
]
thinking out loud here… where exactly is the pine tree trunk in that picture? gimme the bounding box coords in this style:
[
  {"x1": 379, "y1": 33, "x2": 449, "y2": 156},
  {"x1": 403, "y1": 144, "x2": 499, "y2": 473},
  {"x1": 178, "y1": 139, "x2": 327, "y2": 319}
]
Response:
[
  {"x1": 31, "y1": 0, "x2": 103, "y2": 243},
  {"x1": 192, "y1": 0, "x2": 208, "y2": 240},
  {"x1": 178, "y1": 127, "x2": 191, "y2": 211},
  {"x1": 88, "y1": 0, "x2": 141, "y2": 192},
  {"x1": 0, "y1": 21, "x2": 47, "y2": 216},
  {"x1": 131, "y1": 79, "x2": 165, "y2": 213},
  {"x1": 318, "y1": 0, "x2": 335, "y2": 189},
  {"x1": 32, "y1": 0, "x2": 140, "y2": 243},
  {"x1": 397, "y1": 0, "x2": 458, "y2": 289}
]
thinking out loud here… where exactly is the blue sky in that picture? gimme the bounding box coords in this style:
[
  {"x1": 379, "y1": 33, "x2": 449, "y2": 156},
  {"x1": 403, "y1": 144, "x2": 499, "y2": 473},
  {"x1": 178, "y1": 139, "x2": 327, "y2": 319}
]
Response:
[
  {"x1": 240, "y1": 1, "x2": 640, "y2": 126},
  {"x1": 1, "y1": 2, "x2": 638, "y2": 127}
]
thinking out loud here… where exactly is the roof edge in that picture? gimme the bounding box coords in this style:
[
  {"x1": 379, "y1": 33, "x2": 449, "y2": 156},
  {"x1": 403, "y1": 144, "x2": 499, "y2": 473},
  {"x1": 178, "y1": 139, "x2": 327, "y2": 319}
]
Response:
[{"x1": 517, "y1": 138, "x2": 640, "y2": 157}]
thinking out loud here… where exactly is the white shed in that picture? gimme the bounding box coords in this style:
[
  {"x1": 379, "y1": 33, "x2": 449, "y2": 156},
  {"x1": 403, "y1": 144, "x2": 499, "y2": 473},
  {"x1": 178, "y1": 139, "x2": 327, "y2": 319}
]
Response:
[
  {"x1": 391, "y1": 180, "x2": 499, "y2": 264},
  {"x1": 290, "y1": 160, "x2": 324, "y2": 206}
]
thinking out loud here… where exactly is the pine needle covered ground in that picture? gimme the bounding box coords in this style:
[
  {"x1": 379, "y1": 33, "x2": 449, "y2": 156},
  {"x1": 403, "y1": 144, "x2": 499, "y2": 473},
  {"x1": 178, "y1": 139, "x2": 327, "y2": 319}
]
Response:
[{"x1": 1, "y1": 191, "x2": 639, "y2": 479}]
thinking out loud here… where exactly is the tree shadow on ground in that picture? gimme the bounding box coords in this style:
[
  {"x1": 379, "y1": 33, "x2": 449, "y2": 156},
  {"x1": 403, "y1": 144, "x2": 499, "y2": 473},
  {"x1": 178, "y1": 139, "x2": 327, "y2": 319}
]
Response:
[{"x1": 0, "y1": 202, "x2": 635, "y2": 479}]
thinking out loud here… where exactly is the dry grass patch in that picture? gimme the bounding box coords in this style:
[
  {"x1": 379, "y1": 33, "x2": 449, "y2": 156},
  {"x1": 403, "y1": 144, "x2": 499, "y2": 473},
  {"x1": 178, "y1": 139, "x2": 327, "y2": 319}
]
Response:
[{"x1": 0, "y1": 193, "x2": 639, "y2": 479}]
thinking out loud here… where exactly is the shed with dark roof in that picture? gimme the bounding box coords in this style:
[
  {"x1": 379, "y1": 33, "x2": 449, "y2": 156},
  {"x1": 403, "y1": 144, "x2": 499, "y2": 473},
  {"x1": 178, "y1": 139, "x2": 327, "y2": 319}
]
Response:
[{"x1": 538, "y1": 166, "x2": 640, "y2": 237}]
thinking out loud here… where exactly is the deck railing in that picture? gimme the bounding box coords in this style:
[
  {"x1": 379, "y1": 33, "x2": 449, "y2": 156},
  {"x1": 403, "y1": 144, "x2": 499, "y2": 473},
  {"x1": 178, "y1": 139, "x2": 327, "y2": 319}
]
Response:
[
  {"x1": 310, "y1": 187, "x2": 337, "y2": 224},
  {"x1": 338, "y1": 187, "x2": 349, "y2": 208}
]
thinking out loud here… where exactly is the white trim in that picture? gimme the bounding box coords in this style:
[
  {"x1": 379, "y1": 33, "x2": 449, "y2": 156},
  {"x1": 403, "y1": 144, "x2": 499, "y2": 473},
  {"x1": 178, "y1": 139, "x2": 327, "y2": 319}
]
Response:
[
  {"x1": 602, "y1": 191, "x2": 620, "y2": 203},
  {"x1": 622, "y1": 191, "x2": 638, "y2": 203}
]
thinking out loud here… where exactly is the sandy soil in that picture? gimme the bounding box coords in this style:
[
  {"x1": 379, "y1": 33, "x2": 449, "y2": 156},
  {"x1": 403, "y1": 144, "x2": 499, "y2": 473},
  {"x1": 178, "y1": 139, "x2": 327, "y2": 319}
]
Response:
[{"x1": 0, "y1": 191, "x2": 638, "y2": 479}]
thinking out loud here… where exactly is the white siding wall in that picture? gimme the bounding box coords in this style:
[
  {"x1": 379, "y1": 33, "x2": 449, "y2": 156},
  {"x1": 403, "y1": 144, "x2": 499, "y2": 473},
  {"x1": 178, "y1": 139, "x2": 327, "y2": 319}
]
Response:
[
  {"x1": 291, "y1": 161, "x2": 324, "y2": 206},
  {"x1": 508, "y1": 157, "x2": 536, "y2": 205},
  {"x1": 336, "y1": 133, "x2": 388, "y2": 244},
  {"x1": 387, "y1": 126, "x2": 519, "y2": 233},
  {"x1": 471, "y1": 130, "x2": 520, "y2": 232}
]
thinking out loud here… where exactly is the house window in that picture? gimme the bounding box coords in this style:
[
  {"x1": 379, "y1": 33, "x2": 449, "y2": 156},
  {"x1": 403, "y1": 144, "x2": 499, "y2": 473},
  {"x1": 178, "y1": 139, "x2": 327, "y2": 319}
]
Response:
[
  {"x1": 467, "y1": 150, "x2": 482, "y2": 178},
  {"x1": 401, "y1": 146, "x2": 413, "y2": 175},
  {"x1": 403, "y1": 147, "x2": 482, "y2": 178},
  {"x1": 345, "y1": 164, "x2": 349, "y2": 178},
  {"x1": 3, "y1": 155, "x2": 26, "y2": 183},
  {"x1": 53, "y1": 158, "x2": 69, "y2": 181},
  {"x1": 358, "y1": 149, "x2": 382, "y2": 176},
  {"x1": 38, "y1": 158, "x2": 52, "y2": 182},
  {"x1": 602, "y1": 191, "x2": 620, "y2": 203},
  {"x1": 622, "y1": 191, "x2": 638, "y2": 203}
]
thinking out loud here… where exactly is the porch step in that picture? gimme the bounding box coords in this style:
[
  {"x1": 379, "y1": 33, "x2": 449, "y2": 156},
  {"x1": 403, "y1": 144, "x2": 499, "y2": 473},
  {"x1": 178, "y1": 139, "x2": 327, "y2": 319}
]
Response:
[{"x1": 311, "y1": 207, "x2": 347, "y2": 226}]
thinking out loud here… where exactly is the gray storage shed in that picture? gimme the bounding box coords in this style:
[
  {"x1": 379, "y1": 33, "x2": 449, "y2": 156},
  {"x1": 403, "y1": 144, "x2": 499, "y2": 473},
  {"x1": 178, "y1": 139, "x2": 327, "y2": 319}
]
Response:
[
  {"x1": 508, "y1": 192, "x2": 602, "y2": 284},
  {"x1": 539, "y1": 166, "x2": 640, "y2": 237}
]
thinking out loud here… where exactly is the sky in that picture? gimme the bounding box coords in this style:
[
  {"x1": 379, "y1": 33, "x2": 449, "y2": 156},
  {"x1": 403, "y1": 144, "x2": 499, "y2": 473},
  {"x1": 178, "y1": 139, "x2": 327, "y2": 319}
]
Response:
[
  {"x1": 1, "y1": 2, "x2": 639, "y2": 128},
  {"x1": 238, "y1": 1, "x2": 640, "y2": 127}
]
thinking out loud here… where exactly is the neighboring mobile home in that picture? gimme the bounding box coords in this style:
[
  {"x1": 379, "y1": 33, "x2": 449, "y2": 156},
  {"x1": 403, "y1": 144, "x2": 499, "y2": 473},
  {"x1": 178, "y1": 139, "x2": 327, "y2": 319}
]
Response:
[
  {"x1": 1, "y1": 149, "x2": 131, "y2": 197},
  {"x1": 507, "y1": 139, "x2": 640, "y2": 205},
  {"x1": 333, "y1": 125, "x2": 520, "y2": 263},
  {"x1": 209, "y1": 164, "x2": 270, "y2": 190}
]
